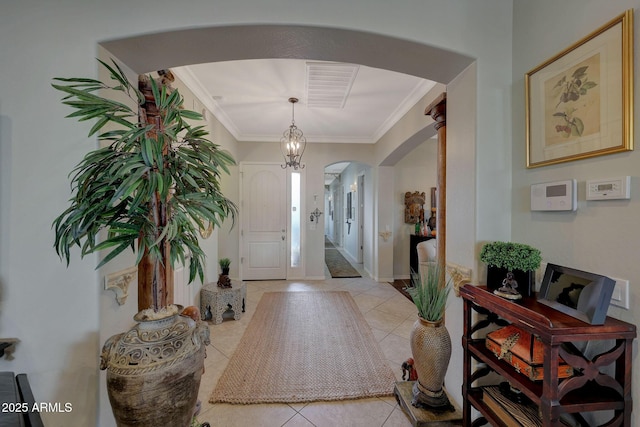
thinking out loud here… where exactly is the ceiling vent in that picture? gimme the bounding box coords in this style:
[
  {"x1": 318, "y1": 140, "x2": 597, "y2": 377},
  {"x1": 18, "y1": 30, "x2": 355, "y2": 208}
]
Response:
[{"x1": 305, "y1": 62, "x2": 359, "y2": 108}]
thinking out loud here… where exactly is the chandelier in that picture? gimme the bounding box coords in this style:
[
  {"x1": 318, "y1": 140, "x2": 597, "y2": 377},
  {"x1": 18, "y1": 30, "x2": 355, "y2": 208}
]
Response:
[{"x1": 280, "y1": 97, "x2": 306, "y2": 169}]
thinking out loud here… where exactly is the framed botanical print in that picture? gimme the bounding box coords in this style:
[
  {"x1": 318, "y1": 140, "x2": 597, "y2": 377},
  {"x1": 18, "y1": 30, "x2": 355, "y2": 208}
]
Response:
[{"x1": 526, "y1": 10, "x2": 633, "y2": 168}]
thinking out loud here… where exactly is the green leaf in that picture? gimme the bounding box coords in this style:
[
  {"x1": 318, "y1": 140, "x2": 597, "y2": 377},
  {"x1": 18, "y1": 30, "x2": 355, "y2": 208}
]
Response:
[
  {"x1": 96, "y1": 240, "x2": 135, "y2": 269},
  {"x1": 52, "y1": 58, "x2": 238, "y2": 290},
  {"x1": 572, "y1": 118, "x2": 584, "y2": 136},
  {"x1": 97, "y1": 58, "x2": 131, "y2": 92},
  {"x1": 572, "y1": 66, "x2": 588, "y2": 78},
  {"x1": 179, "y1": 109, "x2": 203, "y2": 120}
]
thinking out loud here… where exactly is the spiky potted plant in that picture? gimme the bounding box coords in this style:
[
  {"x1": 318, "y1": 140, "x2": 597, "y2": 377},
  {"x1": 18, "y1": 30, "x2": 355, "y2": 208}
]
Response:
[
  {"x1": 218, "y1": 258, "x2": 231, "y2": 275},
  {"x1": 52, "y1": 59, "x2": 237, "y2": 427},
  {"x1": 217, "y1": 258, "x2": 232, "y2": 288},
  {"x1": 480, "y1": 241, "x2": 541, "y2": 299},
  {"x1": 406, "y1": 263, "x2": 452, "y2": 411}
]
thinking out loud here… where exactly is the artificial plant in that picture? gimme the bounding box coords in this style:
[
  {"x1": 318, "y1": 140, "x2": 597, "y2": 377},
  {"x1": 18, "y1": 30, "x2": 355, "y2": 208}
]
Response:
[
  {"x1": 407, "y1": 264, "x2": 451, "y2": 322},
  {"x1": 52, "y1": 59, "x2": 237, "y2": 311},
  {"x1": 479, "y1": 241, "x2": 541, "y2": 272}
]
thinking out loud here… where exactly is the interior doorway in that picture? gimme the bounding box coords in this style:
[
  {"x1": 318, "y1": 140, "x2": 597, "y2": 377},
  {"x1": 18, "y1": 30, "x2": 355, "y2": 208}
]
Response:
[
  {"x1": 324, "y1": 162, "x2": 371, "y2": 277},
  {"x1": 240, "y1": 163, "x2": 288, "y2": 280}
]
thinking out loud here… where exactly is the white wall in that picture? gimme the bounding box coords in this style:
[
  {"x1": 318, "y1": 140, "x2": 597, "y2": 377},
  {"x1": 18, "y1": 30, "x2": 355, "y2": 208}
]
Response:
[
  {"x1": 512, "y1": 1, "x2": 640, "y2": 423},
  {"x1": 340, "y1": 163, "x2": 366, "y2": 262},
  {"x1": 0, "y1": 1, "x2": 513, "y2": 424},
  {"x1": 443, "y1": 62, "x2": 479, "y2": 404},
  {"x1": 393, "y1": 139, "x2": 438, "y2": 279}
]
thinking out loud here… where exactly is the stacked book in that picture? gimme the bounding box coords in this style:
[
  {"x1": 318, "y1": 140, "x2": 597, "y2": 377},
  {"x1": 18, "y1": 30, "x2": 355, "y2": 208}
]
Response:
[{"x1": 482, "y1": 385, "x2": 541, "y2": 426}]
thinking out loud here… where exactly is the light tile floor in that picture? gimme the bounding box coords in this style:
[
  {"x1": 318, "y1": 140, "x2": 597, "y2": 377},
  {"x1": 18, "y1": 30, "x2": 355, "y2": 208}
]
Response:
[{"x1": 196, "y1": 261, "x2": 418, "y2": 427}]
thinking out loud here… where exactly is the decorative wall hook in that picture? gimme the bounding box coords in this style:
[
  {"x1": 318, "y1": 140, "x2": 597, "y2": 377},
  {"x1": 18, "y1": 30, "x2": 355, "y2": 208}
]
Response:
[
  {"x1": 446, "y1": 262, "x2": 472, "y2": 297},
  {"x1": 104, "y1": 266, "x2": 138, "y2": 305}
]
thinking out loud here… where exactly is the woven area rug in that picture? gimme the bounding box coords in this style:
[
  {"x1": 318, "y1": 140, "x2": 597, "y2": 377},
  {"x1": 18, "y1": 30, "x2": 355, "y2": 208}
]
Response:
[
  {"x1": 325, "y1": 238, "x2": 361, "y2": 278},
  {"x1": 210, "y1": 291, "x2": 396, "y2": 404}
]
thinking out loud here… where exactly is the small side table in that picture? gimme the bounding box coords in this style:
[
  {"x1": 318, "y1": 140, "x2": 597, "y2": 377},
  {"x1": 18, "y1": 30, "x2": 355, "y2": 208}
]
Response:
[{"x1": 200, "y1": 282, "x2": 246, "y2": 324}]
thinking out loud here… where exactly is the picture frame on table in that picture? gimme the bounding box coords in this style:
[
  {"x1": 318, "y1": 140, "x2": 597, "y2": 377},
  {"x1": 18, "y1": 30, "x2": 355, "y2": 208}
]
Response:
[
  {"x1": 537, "y1": 263, "x2": 615, "y2": 325},
  {"x1": 525, "y1": 10, "x2": 633, "y2": 168}
]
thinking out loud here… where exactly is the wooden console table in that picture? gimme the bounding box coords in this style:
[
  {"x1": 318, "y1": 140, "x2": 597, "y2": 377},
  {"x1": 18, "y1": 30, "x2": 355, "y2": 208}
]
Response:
[
  {"x1": 200, "y1": 282, "x2": 246, "y2": 325},
  {"x1": 461, "y1": 284, "x2": 636, "y2": 426}
]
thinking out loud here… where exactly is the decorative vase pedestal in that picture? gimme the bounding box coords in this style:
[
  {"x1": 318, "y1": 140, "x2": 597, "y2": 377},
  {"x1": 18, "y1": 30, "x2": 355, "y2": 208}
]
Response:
[
  {"x1": 100, "y1": 309, "x2": 210, "y2": 427},
  {"x1": 394, "y1": 382, "x2": 462, "y2": 426}
]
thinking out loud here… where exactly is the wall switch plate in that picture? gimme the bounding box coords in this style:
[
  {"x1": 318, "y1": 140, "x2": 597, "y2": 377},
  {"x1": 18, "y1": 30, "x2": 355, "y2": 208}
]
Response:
[
  {"x1": 586, "y1": 176, "x2": 630, "y2": 200},
  {"x1": 610, "y1": 278, "x2": 630, "y2": 310}
]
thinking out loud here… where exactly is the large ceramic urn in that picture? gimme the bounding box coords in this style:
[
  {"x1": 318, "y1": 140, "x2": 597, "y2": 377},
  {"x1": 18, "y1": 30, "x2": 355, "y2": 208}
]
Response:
[
  {"x1": 100, "y1": 307, "x2": 210, "y2": 427},
  {"x1": 409, "y1": 316, "x2": 452, "y2": 410}
]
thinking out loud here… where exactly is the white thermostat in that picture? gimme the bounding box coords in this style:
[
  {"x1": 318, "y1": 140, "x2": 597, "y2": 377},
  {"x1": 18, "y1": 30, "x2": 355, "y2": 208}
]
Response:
[
  {"x1": 586, "y1": 176, "x2": 630, "y2": 200},
  {"x1": 531, "y1": 179, "x2": 577, "y2": 211}
]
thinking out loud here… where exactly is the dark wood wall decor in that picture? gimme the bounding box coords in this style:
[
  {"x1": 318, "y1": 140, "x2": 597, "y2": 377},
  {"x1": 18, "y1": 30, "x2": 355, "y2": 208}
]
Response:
[{"x1": 404, "y1": 191, "x2": 426, "y2": 224}]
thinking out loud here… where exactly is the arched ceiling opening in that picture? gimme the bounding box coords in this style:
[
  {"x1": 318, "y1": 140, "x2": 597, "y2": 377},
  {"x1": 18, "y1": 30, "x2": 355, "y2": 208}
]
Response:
[
  {"x1": 101, "y1": 25, "x2": 473, "y2": 81},
  {"x1": 100, "y1": 25, "x2": 473, "y2": 163}
]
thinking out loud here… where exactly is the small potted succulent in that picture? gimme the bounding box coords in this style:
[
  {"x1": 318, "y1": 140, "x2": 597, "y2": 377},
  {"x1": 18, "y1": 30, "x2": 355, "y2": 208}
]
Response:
[
  {"x1": 479, "y1": 241, "x2": 542, "y2": 299},
  {"x1": 217, "y1": 258, "x2": 232, "y2": 288},
  {"x1": 218, "y1": 258, "x2": 231, "y2": 275}
]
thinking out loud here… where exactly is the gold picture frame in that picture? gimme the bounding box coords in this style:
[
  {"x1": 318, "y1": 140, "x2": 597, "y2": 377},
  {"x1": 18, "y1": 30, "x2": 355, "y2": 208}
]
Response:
[{"x1": 526, "y1": 10, "x2": 633, "y2": 168}]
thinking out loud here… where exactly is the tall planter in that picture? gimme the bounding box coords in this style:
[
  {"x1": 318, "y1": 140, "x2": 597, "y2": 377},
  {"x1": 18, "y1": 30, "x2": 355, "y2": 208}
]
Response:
[
  {"x1": 100, "y1": 309, "x2": 210, "y2": 427},
  {"x1": 409, "y1": 317, "x2": 452, "y2": 410},
  {"x1": 52, "y1": 61, "x2": 236, "y2": 426},
  {"x1": 486, "y1": 266, "x2": 535, "y2": 299}
]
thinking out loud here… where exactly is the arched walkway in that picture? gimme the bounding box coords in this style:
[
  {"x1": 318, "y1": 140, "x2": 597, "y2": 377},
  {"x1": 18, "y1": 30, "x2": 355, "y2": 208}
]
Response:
[
  {"x1": 99, "y1": 23, "x2": 474, "y2": 281},
  {"x1": 101, "y1": 24, "x2": 473, "y2": 82}
]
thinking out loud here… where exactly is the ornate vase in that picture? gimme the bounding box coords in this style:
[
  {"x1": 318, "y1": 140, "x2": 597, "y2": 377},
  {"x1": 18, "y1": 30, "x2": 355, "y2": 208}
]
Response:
[
  {"x1": 100, "y1": 308, "x2": 210, "y2": 427},
  {"x1": 409, "y1": 316, "x2": 452, "y2": 410}
]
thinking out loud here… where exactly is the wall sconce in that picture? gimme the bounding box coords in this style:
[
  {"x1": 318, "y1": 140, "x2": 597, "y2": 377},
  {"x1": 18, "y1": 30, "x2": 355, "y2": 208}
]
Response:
[
  {"x1": 350, "y1": 183, "x2": 357, "y2": 192},
  {"x1": 379, "y1": 230, "x2": 392, "y2": 242},
  {"x1": 310, "y1": 208, "x2": 323, "y2": 222},
  {"x1": 379, "y1": 225, "x2": 392, "y2": 242}
]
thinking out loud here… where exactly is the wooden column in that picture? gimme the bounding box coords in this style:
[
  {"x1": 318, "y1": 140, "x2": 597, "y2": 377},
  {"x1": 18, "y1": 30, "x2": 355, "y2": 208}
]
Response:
[
  {"x1": 425, "y1": 93, "x2": 447, "y2": 286},
  {"x1": 137, "y1": 75, "x2": 174, "y2": 311}
]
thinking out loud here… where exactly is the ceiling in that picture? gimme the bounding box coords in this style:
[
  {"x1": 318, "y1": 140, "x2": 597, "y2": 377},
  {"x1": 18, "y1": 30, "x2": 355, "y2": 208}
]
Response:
[
  {"x1": 173, "y1": 59, "x2": 435, "y2": 144},
  {"x1": 172, "y1": 59, "x2": 435, "y2": 186}
]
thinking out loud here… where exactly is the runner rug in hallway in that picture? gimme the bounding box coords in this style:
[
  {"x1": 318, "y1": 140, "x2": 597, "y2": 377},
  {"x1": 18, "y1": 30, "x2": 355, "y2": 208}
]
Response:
[
  {"x1": 209, "y1": 291, "x2": 396, "y2": 404},
  {"x1": 325, "y1": 238, "x2": 361, "y2": 278}
]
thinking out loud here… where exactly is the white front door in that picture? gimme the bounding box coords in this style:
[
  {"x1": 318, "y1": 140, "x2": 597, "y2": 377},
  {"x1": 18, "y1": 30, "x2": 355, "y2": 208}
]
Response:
[{"x1": 240, "y1": 163, "x2": 287, "y2": 280}]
